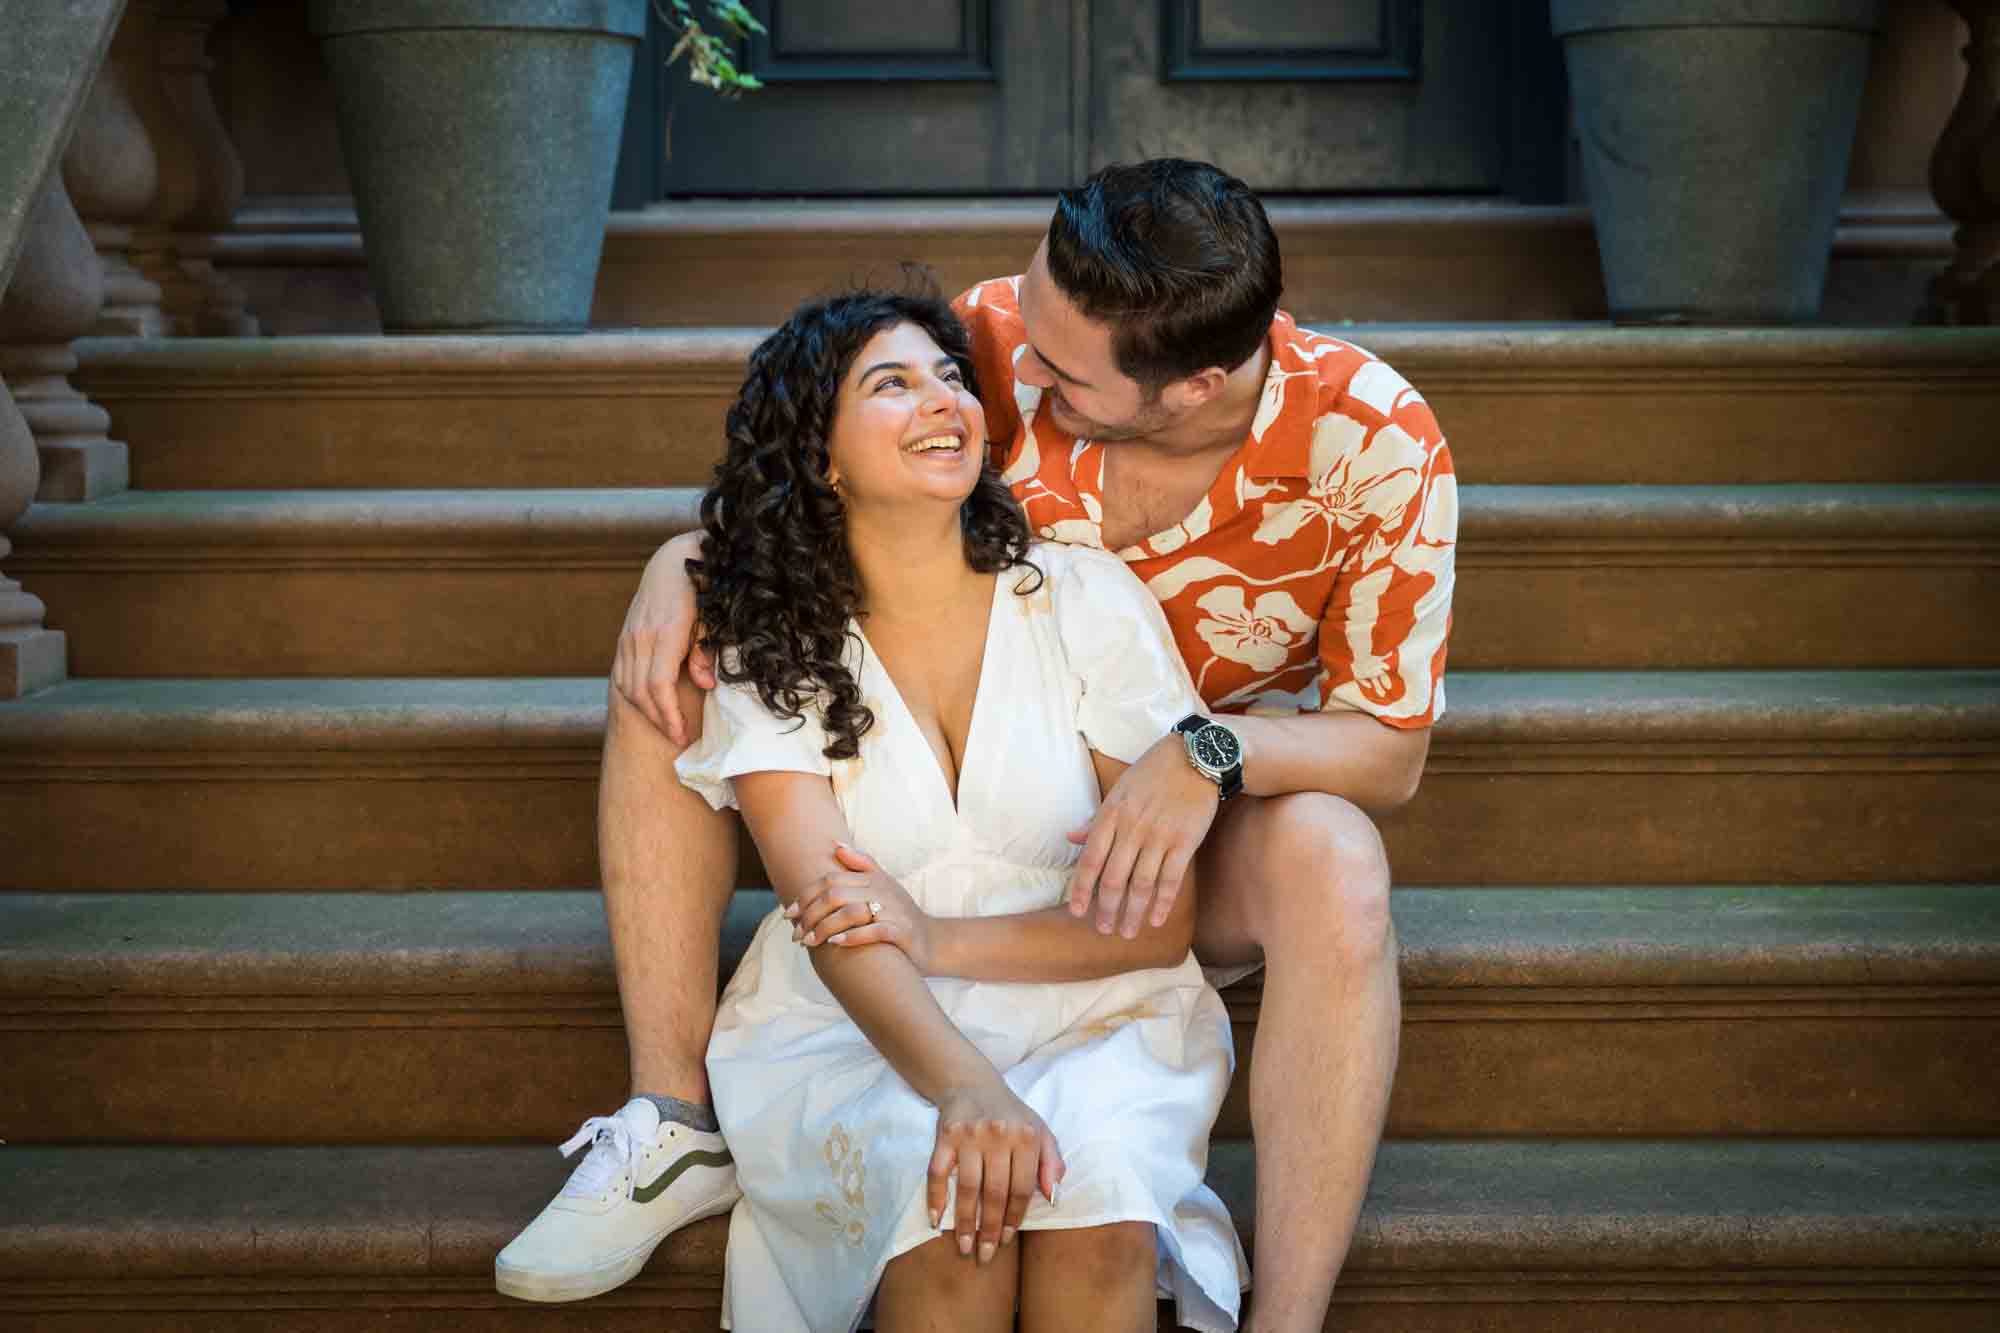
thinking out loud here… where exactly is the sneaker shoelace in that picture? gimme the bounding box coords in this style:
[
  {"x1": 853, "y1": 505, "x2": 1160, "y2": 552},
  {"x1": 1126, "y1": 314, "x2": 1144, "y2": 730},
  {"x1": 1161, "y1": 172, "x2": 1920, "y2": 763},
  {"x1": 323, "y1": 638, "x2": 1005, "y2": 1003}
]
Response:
[{"x1": 557, "y1": 1114, "x2": 648, "y2": 1200}]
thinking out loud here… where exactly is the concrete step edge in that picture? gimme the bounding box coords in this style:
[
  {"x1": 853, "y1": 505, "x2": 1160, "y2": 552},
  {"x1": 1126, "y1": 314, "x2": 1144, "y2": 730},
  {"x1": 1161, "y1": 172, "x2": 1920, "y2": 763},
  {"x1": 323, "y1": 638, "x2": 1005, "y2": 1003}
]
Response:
[
  {"x1": 4, "y1": 672, "x2": 1995, "y2": 754},
  {"x1": 218, "y1": 194, "x2": 1951, "y2": 256},
  {"x1": 0, "y1": 1140, "x2": 1992, "y2": 1281},
  {"x1": 4, "y1": 886, "x2": 1997, "y2": 1002},
  {"x1": 13, "y1": 484, "x2": 2000, "y2": 555},
  {"x1": 72, "y1": 325, "x2": 2000, "y2": 387}
]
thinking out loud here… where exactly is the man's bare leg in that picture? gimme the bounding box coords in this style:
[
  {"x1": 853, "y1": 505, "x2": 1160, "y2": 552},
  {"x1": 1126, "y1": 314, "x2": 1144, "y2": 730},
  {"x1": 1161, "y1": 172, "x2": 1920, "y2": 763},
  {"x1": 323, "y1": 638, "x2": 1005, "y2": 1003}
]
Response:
[
  {"x1": 493, "y1": 681, "x2": 743, "y2": 1303},
  {"x1": 1195, "y1": 792, "x2": 1400, "y2": 1333},
  {"x1": 599, "y1": 679, "x2": 739, "y2": 1101}
]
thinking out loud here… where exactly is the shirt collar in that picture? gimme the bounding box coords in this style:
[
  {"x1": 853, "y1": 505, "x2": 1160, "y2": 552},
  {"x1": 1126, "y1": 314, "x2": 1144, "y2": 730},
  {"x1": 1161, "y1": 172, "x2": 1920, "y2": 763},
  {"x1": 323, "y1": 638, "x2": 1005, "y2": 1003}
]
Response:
[{"x1": 1237, "y1": 310, "x2": 1315, "y2": 481}]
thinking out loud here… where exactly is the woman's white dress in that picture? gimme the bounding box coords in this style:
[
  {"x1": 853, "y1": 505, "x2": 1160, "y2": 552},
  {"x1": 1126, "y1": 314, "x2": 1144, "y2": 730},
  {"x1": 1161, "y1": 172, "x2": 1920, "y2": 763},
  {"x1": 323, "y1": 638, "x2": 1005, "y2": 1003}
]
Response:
[{"x1": 677, "y1": 541, "x2": 1247, "y2": 1333}]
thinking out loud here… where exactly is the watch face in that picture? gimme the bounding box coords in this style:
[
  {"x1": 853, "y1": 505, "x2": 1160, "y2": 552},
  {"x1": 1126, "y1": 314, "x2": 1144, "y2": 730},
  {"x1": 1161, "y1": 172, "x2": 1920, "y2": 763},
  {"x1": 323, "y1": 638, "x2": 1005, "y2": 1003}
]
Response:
[{"x1": 1192, "y1": 724, "x2": 1241, "y2": 772}]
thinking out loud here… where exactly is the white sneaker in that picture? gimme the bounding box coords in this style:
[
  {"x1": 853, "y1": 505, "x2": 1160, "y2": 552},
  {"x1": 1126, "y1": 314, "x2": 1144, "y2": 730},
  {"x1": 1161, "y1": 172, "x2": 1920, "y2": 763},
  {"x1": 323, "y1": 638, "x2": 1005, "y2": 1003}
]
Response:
[{"x1": 495, "y1": 1097, "x2": 740, "y2": 1303}]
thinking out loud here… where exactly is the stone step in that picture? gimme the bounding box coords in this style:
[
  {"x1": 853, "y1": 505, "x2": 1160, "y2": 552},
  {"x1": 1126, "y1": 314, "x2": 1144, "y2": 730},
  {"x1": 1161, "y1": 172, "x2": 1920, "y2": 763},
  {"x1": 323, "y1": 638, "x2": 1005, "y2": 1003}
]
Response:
[
  {"x1": 216, "y1": 196, "x2": 1946, "y2": 333},
  {"x1": 2, "y1": 672, "x2": 1993, "y2": 892},
  {"x1": 70, "y1": 326, "x2": 2000, "y2": 490},
  {"x1": 2, "y1": 886, "x2": 1994, "y2": 1143},
  {"x1": 1, "y1": 1140, "x2": 1992, "y2": 1331},
  {"x1": 15, "y1": 485, "x2": 1997, "y2": 677}
]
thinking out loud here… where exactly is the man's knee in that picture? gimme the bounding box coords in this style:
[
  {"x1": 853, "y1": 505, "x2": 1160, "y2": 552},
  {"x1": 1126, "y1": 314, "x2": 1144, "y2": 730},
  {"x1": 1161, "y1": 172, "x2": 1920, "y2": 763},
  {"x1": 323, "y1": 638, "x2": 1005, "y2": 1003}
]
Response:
[
  {"x1": 1257, "y1": 793, "x2": 1392, "y2": 959},
  {"x1": 604, "y1": 677, "x2": 704, "y2": 755}
]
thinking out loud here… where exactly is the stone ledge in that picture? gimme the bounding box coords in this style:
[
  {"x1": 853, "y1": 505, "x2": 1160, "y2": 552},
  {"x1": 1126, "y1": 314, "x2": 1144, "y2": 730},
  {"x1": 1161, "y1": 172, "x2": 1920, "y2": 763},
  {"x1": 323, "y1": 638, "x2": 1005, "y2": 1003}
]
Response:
[
  {"x1": 11, "y1": 671, "x2": 1988, "y2": 755},
  {"x1": 6, "y1": 886, "x2": 1995, "y2": 1000},
  {"x1": 3, "y1": 673, "x2": 1992, "y2": 889},
  {"x1": 208, "y1": 196, "x2": 1955, "y2": 330},
  {"x1": 69, "y1": 326, "x2": 2000, "y2": 489},
  {"x1": 4, "y1": 886, "x2": 1995, "y2": 1141},
  {"x1": 11, "y1": 486, "x2": 1996, "y2": 676},
  {"x1": 0, "y1": 1141, "x2": 1992, "y2": 1283},
  {"x1": 14, "y1": 484, "x2": 1999, "y2": 563},
  {"x1": 73, "y1": 325, "x2": 2000, "y2": 387}
]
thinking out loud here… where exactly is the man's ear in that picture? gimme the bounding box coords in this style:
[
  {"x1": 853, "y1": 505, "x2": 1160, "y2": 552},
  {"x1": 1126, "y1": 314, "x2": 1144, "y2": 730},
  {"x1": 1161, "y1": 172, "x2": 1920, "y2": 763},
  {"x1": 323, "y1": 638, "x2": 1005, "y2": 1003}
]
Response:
[{"x1": 1163, "y1": 367, "x2": 1230, "y2": 412}]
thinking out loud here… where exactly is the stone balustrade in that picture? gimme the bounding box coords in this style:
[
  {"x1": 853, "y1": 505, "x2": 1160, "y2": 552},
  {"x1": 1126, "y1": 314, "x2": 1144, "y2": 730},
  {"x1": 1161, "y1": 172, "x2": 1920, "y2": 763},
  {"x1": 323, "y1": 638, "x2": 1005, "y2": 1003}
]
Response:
[{"x1": 0, "y1": 179, "x2": 130, "y2": 503}]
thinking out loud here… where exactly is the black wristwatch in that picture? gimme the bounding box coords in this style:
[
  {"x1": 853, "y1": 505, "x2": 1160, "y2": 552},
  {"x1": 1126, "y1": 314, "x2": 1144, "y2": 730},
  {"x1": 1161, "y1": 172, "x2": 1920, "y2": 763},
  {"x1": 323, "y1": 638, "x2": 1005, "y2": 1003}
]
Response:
[{"x1": 1174, "y1": 714, "x2": 1244, "y2": 801}]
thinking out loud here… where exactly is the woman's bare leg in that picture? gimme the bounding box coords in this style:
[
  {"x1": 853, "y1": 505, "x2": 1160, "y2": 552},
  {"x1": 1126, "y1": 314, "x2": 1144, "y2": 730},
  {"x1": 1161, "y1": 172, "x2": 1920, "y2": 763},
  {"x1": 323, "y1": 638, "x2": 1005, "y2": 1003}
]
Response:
[
  {"x1": 876, "y1": 1234, "x2": 1019, "y2": 1333},
  {"x1": 1017, "y1": 1223, "x2": 1158, "y2": 1333}
]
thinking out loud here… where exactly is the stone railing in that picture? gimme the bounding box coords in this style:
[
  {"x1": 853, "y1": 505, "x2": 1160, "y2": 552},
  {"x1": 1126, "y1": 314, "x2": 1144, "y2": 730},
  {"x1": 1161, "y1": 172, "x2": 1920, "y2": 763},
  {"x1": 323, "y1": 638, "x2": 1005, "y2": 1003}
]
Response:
[
  {"x1": 0, "y1": 0, "x2": 125, "y2": 699},
  {"x1": 1, "y1": 0, "x2": 263, "y2": 697}
]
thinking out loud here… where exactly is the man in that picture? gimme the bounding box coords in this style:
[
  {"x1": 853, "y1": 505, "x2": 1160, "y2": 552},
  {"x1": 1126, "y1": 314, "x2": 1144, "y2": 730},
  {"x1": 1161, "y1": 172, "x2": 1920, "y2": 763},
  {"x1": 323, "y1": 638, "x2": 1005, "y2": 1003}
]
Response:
[{"x1": 499, "y1": 158, "x2": 1456, "y2": 1332}]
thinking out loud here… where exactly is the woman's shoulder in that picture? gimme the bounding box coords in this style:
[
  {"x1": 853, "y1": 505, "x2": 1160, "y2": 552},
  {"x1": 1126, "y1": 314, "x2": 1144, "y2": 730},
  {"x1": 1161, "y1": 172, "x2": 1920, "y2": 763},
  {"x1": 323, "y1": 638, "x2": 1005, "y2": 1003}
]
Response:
[
  {"x1": 1027, "y1": 538, "x2": 1130, "y2": 579},
  {"x1": 1027, "y1": 540, "x2": 1148, "y2": 604}
]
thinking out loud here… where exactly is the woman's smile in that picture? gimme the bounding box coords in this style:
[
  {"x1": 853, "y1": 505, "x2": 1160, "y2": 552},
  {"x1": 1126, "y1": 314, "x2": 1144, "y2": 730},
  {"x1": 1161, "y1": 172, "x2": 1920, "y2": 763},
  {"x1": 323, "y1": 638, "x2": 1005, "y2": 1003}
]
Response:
[{"x1": 829, "y1": 321, "x2": 988, "y2": 504}]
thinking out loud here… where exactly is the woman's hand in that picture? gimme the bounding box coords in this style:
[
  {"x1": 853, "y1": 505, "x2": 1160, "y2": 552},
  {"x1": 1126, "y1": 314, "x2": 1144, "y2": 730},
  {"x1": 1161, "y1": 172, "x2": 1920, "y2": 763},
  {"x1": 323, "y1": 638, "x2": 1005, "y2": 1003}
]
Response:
[
  {"x1": 929, "y1": 1078, "x2": 1064, "y2": 1264},
  {"x1": 611, "y1": 532, "x2": 716, "y2": 745},
  {"x1": 789, "y1": 843, "x2": 938, "y2": 974}
]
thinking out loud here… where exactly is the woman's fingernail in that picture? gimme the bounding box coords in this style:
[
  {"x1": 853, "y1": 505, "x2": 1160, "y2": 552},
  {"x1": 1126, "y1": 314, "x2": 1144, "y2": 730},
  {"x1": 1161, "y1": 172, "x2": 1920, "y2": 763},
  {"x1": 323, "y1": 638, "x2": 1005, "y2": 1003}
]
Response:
[
  {"x1": 1050, "y1": 1182, "x2": 1059, "y2": 1206},
  {"x1": 803, "y1": 931, "x2": 816, "y2": 945},
  {"x1": 930, "y1": 1209, "x2": 941, "y2": 1230},
  {"x1": 978, "y1": 1240, "x2": 996, "y2": 1265},
  {"x1": 958, "y1": 1233, "x2": 973, "y2": 1257},
  {"x1": 1001, "y1": 1226, "x2": 1016, "y2": 1246},
  {"x1": 783, "y1": 903, "x2": 798, "y2": 918}
]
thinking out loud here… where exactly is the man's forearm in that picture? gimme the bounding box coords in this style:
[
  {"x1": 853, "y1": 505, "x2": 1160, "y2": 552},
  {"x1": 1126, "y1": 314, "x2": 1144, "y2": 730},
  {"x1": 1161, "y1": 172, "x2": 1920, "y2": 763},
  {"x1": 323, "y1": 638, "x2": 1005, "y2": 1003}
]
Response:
[
  {"x1": 931, "y1": 905, "x2": 1193, "y2": 983},
  {"x1": 1228, "y1": 709, "x2": 1431, "y2": 813}
]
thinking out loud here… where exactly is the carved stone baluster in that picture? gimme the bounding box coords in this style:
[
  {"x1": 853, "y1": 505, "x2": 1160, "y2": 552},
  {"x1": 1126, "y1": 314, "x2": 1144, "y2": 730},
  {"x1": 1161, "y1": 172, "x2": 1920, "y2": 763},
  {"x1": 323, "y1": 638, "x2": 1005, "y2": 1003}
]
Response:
[
  {"x1": 123, "y1": 0, "x2": 206, "y2": 336},
  {"x1": 0, "y1": 179, "x2": 130, "y2": 502},
  {"x1": 63, "y1": 2, "x2": 167, "y2": 337},
  {"x1": 149, "y1": 0, "x2": 257, "y2": 335},
  {"x1": 0, "y1": 380, "x2": 66, "y2": 697},
  {"x1": 1976, "y1": 4, "x2": 2000, "y2": 318},
  {"x1": 1929, "y1": 1, "x2": 2000, "y2": 323}
]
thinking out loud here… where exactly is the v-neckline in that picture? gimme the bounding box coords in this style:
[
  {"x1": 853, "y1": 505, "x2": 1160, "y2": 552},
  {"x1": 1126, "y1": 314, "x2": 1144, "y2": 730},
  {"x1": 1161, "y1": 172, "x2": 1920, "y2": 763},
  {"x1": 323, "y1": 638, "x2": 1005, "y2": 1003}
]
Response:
[
  {"x1": 851, "y1": 572, "x2": 1006, "y2": 817},
  {"x1": 1082, "y1": 432, "x2": 1258, "y2": 560}
]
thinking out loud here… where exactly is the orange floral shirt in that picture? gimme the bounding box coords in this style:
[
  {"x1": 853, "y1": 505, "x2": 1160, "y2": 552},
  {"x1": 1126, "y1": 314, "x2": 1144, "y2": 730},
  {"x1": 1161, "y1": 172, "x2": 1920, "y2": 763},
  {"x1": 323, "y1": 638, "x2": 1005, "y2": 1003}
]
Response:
[{"x1": 955, "y1": 277, "x2": 1456, "y2": 727}]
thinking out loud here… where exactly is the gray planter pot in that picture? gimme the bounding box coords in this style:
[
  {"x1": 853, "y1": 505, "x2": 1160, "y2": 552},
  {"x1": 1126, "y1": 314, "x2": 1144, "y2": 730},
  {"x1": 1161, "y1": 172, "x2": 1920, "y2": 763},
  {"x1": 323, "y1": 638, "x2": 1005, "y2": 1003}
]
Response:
[
  {"x1": 309, "y1": 0, "x2": 646, "y2": 333},
  {"x1": 1553, "y1": 0, "x2": 1880, "y2": 324}
]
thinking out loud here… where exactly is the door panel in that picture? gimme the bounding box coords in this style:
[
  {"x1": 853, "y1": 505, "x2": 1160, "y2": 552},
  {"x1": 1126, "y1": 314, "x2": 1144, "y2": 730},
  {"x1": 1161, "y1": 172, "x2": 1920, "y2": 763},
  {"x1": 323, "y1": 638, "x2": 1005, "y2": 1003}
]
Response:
[
  {"x1": 1093, "y1": 0, "x2": 1509, "y2": 191},
  {"x1": 616, "y1": 0, "x2": 1564, "y2": 198},
  {"x1": 643, "y1": 0, "x2": 1076, "y2": 194}
]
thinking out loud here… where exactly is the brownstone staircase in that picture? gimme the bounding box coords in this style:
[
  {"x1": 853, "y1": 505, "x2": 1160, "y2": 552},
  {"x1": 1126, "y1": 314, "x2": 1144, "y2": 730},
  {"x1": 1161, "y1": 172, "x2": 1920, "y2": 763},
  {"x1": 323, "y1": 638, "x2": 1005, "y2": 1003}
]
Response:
[{"x1": 2, "y1": 210, "x2": 1998, "y2": 1331}]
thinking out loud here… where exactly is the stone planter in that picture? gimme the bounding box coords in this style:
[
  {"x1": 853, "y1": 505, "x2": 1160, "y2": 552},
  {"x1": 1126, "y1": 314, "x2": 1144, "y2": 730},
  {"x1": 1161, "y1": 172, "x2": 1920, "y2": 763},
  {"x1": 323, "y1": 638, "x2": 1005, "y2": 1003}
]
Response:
[
  {"x1": 1553, "y1": 0, "x2": 1880, "y2": 323},
  {"x1": 309, "y1": 0, "x2": 645, "y2": 333}
]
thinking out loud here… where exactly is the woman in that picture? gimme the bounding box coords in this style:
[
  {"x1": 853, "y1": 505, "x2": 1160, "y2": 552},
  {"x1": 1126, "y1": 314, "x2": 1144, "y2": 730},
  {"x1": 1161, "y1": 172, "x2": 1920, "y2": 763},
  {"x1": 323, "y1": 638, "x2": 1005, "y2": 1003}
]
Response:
[{"x1": 676, "y1": 287, "x2": 1245, "y2": 1333}]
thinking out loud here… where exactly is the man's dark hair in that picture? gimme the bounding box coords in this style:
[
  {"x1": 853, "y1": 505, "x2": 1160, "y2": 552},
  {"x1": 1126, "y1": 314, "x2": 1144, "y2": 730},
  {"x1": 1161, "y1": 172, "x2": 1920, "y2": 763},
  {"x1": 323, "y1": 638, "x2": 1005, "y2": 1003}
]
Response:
[
  {"x1": 1045, "y1": 158, "x2": 1282, "y2": 392},
  {"x1": 688, "y1": 283, "x2": 1038, "y2": 760}
]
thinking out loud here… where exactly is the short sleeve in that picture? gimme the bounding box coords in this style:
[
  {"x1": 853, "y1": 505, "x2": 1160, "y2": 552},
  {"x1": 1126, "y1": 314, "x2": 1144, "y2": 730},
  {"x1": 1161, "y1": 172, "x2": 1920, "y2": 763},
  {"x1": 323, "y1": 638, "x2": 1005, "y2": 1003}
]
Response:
[
  {"x1": 1317, "y1": 396, "x2": 1457, "y2": 728},
  {"x1": 673, "y1": 677, "x2": 834, "y2": 811},
  {"x1": 953, "y1": 276, "x2": 1028, "y2": 473},
  {"x1": 1051, "y1": 546, "x2": 1203, "y2": 764}
]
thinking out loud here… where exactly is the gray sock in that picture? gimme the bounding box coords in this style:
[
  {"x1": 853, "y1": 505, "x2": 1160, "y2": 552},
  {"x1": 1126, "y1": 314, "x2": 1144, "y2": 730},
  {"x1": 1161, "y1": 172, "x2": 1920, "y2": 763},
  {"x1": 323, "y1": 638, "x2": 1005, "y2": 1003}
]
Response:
[{"x1": 641, "y1": 1092, "x2": 719, "y2": 1134}]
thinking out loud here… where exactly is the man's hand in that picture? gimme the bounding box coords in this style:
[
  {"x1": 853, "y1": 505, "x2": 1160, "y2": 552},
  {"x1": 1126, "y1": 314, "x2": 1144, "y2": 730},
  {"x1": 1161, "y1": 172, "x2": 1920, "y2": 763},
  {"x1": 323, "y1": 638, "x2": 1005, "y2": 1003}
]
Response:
[
  {"x1": 612, "y1": 533, "x2": 716, "y2": 745},
  {"x1": 790, "y1": 843, "x2": 938, "y2": 974},
  {"x1": 1065, "y1": 732, "x2": 1219, "y2": 939}
]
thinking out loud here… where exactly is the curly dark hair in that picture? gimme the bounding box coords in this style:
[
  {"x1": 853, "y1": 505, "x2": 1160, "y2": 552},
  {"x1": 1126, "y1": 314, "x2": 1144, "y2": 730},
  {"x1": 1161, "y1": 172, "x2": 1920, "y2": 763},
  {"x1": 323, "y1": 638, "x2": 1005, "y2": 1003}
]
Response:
[{"x1": 688, "y1": 286, "x2": 1040, "y2": 761}]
